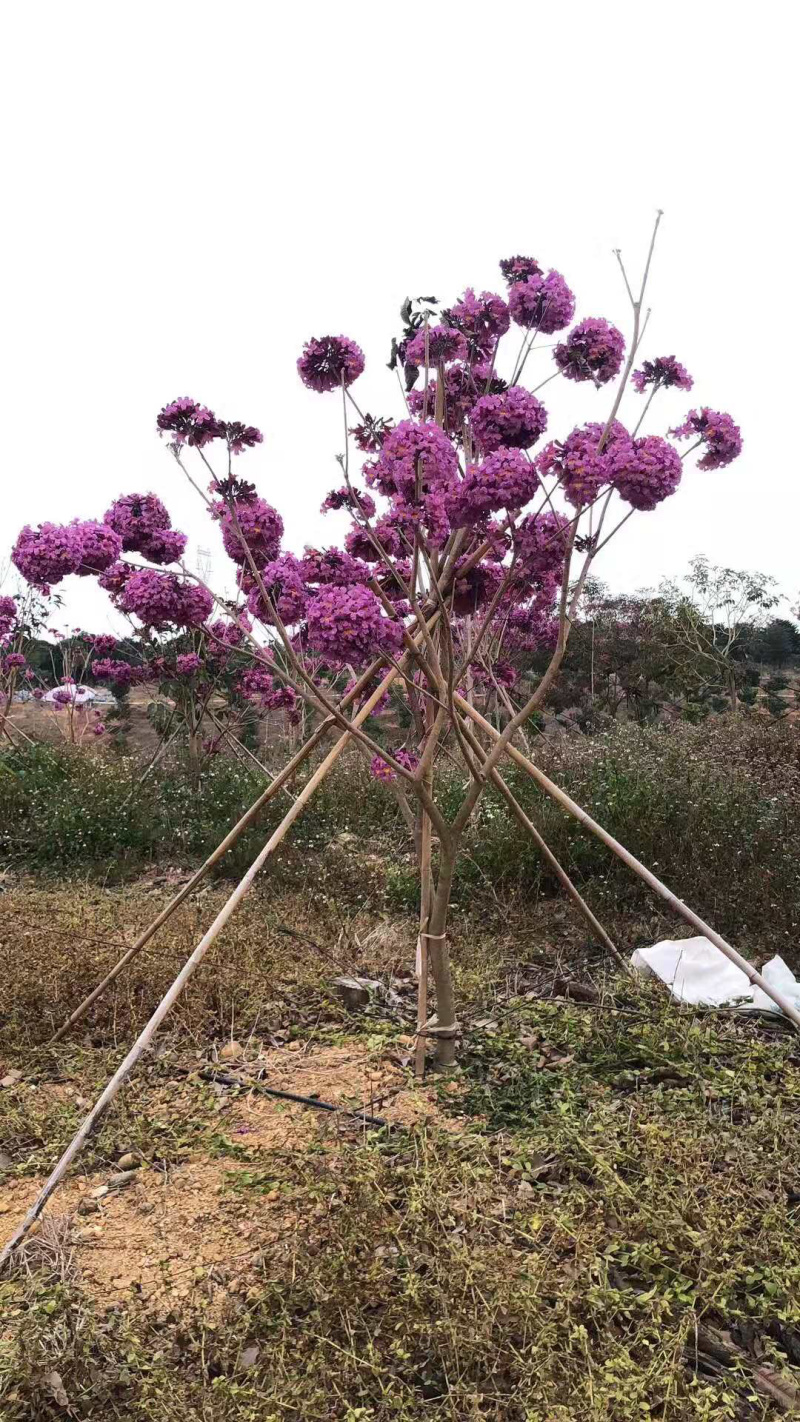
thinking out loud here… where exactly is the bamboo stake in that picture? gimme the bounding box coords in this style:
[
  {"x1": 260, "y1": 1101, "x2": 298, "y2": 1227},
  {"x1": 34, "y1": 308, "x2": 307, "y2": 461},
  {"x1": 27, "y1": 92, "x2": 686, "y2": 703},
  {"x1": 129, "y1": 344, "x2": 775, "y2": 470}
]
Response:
[
  {"x1": 47, "y1": 730, "x2": 322, "y2": 1044},
  {"x1": 456, "y1": 694, "x2": 800, "y2": 1030},
  {"x1": 49, "y1": 610, "x2": 443, "y2": 1044},
  {"x1": 458, "y1": 712, "x2": 626, "y2": 970},
  {"x1": 1, "y1": 665, "x2": 401, "y2": 1269},
  {"x1": 414, "y1": 727, "x2": 434, "y2": 1079},
  {"x1": 486, "y1": 767, "x2": 627, "y2": 972},
  {"x1": 206, "y1": 707, "x2": 295, "y2": 798}
]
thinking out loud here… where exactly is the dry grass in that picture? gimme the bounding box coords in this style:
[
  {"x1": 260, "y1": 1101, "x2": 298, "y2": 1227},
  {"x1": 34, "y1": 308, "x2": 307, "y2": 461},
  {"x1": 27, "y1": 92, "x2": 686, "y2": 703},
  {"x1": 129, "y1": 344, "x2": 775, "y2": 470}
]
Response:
[{"x1": 1, "y1": 877, "x2": 800, "y2": 1418}]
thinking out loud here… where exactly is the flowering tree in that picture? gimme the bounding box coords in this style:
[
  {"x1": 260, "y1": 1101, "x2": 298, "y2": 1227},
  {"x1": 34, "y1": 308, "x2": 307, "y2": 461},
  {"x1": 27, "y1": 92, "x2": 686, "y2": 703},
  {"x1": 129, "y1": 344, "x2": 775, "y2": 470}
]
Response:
[{"x1": 10, "y1": 217, "x2": 744, "y2": 1064}]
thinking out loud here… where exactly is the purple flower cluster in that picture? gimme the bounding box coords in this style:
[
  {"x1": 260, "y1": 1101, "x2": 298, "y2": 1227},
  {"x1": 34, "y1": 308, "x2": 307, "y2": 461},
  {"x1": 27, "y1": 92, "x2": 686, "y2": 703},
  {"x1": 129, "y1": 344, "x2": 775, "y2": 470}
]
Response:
[
  {"x1": 404, "y1": 325, "x2": 468, "y2": 367},
  {"x1": 500, "y1": 256, "x2": 543, "y2": 285},
  {"x1": 104, "y1": 493, "x2": 187, "y2": 565},
  {"x1": 306, "y1": 584, "x2": 403, "y2": 666},
  {"x1": 470, "y1": 386, "x2": 548, "y2": 453},
  {"x1": 12, "y1": 523, "x2": 85, "y2": 587},
  {"x1": 367, "y1": 420, "x2": 458, "y2": 501},
  {"x1": 345, "y1": 516, "x2": 405, "y2": 563},
  {"x1": 220, "y1": 422, "x2": 264, "y2": 454},
  {"x1": 73, "y1": 521, "x2": 124, "y2": 576},
  {"x1": 239, "y1": 666, "x2": 276, "y2": 705},
  {"x1": 370, "y1": 754, "x2": 396, "y2": 782},
  {"x1": 450, "y1": 559, "x2": 505, "y2": 615},
  {"x1": 2, "y1": 652, "x2": 27, "y2": 672},
  {"x1": 301, "y1": 547, "x2": 371, "y2": 586},
  {"x1": 89, "y1": 634, "x2": 118, "y2": 655},
  {"x1": 554, "y1": 318, "x2": 625, "y2": 385},
  {"x1": 157, "y1": 397, "x2": 220, "y2": 447},
  {"x1": 247, "y1": 553, "x2": 308, "y2": 626},
  {"x1": 0, "y1": 596, "x2": 17, "y2": 636},
  {"x1": 206, "y1": 617, "x2": 249, "y2": 648},
  {"x1": 513, "y1": 511, "x2": 571, "y2": 585},
  {"x1": 321, "y1": 486, "x2": 377, "y2": 518},
  {"x1": 449, "y1": 448, "x2": 539, "y2": 525},
  {"x1": 614, "y1": 436, "x2": 682, "y2": 510},
  {"x1": 157, "y1": 398, "x2": 263, "y2": 454},
  {"x1": 175, "y1": 652, "x2": 202, "y2": 676},
  {"x1": 538, "y1": 422, "x2": 631, "y2": 508},
  {"x1": 370, "y1": 747, "x2": 419, "y2": 783},
  {"x1": 443, "y1": 289, "x2": 510, "y2": 360},
  {"x1": 407, "y1": 362, "x2": 506, "y2": 435},
  {"x1": 98, "y1": 561, "x2": 135, "y2": 595},
  {"x1": 670, "y1": 408, "x2": 742, "y2": 470},
  {"x1": 218, "y1": 497, "x2": 284, "y2": 568},
  {"x1": 349, "y1": 415, "x2": 394, "y2": 452},
  {"x1": 297, "y1": 336, "x2": 365, "y2": 392},
  {"x1": 118, "y1": 570, "x2": 213, "y2": 629},
  {"x1": 632, "y1": 356, "x2": 693, "y2": 393},
  {"x1": 92, "y1": 658, "x2": 135, "y2": 685},
  {"x1": 508, "y1": 271, "x2": 575, "y2": 334}
]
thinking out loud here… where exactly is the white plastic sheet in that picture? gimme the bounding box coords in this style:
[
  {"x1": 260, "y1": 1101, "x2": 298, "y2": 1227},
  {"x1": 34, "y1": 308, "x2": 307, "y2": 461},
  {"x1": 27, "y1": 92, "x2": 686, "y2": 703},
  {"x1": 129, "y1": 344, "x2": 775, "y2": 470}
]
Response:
[{"x1": 630, "y1": 936, "x2": 800, "y2": 1015}]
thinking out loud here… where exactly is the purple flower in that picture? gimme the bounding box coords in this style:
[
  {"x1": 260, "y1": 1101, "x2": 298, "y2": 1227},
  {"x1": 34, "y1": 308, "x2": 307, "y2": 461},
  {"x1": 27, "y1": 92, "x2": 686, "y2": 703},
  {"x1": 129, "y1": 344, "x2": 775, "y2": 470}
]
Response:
[
  {"x1": 470, "y1": 386, "x2": 548, "y2": 453},
  {"x1": 264, "y1": 685, "x2": 297, "y2": 711},
  {"x1": 92, "y1": 658, "x2": 134, "y2": 685},
  {"x1": 218, "y1": 497, "x2": 284, "y2": 568},
  {"x1": 370, "y1": 754, "x2": 396, "y2": 782},
  {"x1": 449, "y1": 447, "x2": 539, "y2": 525},
  {"x1": 670, "y1": 408, "x2": 742, "y2": 470},
  {"x1": 450, "y1": 559, "x2": 506, "y2": 615},
  {"x1": 508, "y1": 272, "x2": 575, "y2": 334},
  {"x1": 12, "y1": 523, "x2": 83, "y2": 587},
  {"x1": 367, "y1": 420, "x2": 458, "y2": 502},
  {"x1": 404, "y1": 325, "x2": 468, "y2": 368},
  {"x1": 387, "y1": 491, "x2": 451, "y2": 550},
  {"x1": 301, "y1": 547, "x2": 371, "y2": 586},
  {"x1": 0, "y1": 596, "x2": 17, "y2": 637},
  {"x1": 345, "y1": 515, "x2": 406, "y2": 563},
  {"x1": 613, "y1": 436, "x2": 682, "y2": 510},
  {"x1": 92, "y1": 722, "x2": 107, "y2": 736},
  {"x1": 239, "y1": 666, "x2": 276, "y2": 705},
  {"x1": 105, "y1": 493, "x2": 171, "y2": 550},
  {"x1": 407, "y1": 361, "x2": 506, "y2": 437},
  {"x1": 140, "y1": 529, "x2": 188, "y2": 565},
  {"x1": 554, "y1": 319, "x2": 625, "y2": 385},
  {"x1": 348, "y1": 416, "x2": 394, "y2": 452},
  {"x1": 306, "y1": 584, "x2": 403, "y2": 666},
  {"x1": 500, "y1": 256, "x2": 543, "y2": 286},
  {"x1": 206, "y1": 617, "x2": 250, "y2": 648},
  {"x1": 73, "y1": 521, "x2": 123, "y2": 576},
  {"x1": 2, "y1": 652, "x2": 27, "y2": 671},
  {"x1": 246, "y1": 554, "x2": 308, "y2": 626},
  {"x1": 632, "y1": 356, "x2": 693, "y2": 394},
  {"x1": 537, "y1": 422, "x2": 633, "y2": 508},
  {"x1": 119, "y1": 570, "x2": 212, "y2": 629},
  {"x1": 98, "y1": 561, "x2": 135, "y2": 596},
  {"x1": 321, "y1": 486, "x2": 377, "y2": 519},
  {"x1": 175, "y1": 652, "x2": 202, "y2": 676},
  {"x1": 219, "y1": 421, "x2": 263, "y2": 454},
  {"x1": 512, "y1": 511, "x2": 571, "y2": 586},
  {"x1": 157, "y1": 397, "x2": 222, "y2": 447},
  {"x1": 89, "y1": 634, "x2": 118, "y2": 655},
  {"x1": 443, "y1": 289, "x2": 510, "y2": 361},
  {"x1": 297, "y1": 336, "x2": 365, "y2": 392}
]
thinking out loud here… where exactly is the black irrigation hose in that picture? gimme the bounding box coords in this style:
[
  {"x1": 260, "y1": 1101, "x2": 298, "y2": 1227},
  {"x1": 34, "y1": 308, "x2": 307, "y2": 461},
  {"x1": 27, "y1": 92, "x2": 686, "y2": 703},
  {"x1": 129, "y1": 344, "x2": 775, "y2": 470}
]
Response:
[{"x1": 195, "y1": 1066, "x2": 391, "y2": 1129}]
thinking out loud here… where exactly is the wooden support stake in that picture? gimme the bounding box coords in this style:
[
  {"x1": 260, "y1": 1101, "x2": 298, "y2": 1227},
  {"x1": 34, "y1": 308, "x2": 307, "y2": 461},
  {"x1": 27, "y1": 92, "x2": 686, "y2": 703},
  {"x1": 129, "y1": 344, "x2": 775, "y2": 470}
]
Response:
[
  {"x1": 456, "y1": 694, "x2": 800, "y2": 1030},
  {"x1": 457, "y1": 712, "x2": 626, "y2": 971},
  {"x1": 1, "y1": 665, "x2": 402, "y2": 1268}
]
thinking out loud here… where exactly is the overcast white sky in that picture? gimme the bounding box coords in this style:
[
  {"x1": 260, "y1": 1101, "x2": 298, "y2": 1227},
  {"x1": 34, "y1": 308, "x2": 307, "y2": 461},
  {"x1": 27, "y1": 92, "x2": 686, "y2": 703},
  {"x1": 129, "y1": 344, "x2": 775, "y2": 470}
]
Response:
[{"x1": 1, "y1": 1, "x2": 797, "y2": 634}]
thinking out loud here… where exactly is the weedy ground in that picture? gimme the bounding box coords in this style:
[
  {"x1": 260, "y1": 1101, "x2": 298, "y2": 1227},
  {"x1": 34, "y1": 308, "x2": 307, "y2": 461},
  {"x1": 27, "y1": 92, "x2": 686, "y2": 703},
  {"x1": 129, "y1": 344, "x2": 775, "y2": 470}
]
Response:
[{"x1": 1, "y1": 874, "x2": 799, "y2": 1421}]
